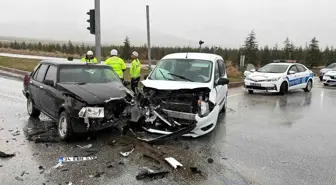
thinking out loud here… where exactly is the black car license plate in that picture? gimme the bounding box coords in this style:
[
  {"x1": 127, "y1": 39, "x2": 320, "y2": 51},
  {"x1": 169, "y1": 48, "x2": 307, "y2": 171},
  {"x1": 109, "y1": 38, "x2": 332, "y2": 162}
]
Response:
[{"x1": 250, "y1": 83, "x2": 261, "y2": 87}]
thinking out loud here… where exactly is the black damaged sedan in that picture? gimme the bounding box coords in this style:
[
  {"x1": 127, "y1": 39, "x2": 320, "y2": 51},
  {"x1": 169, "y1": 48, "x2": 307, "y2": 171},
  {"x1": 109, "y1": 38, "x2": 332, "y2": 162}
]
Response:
[{"x1": 22, "y1": 60, "x2": 137, "y2": 141}]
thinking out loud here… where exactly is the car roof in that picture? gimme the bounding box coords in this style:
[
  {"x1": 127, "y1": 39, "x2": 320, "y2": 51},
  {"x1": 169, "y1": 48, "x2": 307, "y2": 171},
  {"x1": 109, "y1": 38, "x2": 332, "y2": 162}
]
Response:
[
  {"x1": 40, "y1": 60, "x2": 106, "y2": 66},
  {"x1": 161, "y1": 52, "x2": 223, "y2": 62}
]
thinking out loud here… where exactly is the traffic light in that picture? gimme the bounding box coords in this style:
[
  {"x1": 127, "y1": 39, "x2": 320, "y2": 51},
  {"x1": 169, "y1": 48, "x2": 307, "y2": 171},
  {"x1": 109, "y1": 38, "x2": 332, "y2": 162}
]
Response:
[
  {"x1": 199, "y1": 40, "x2": 204, "y2": 45},
  {"x1": 87, "y1": 9, "x2": 95, "y2": 35}
]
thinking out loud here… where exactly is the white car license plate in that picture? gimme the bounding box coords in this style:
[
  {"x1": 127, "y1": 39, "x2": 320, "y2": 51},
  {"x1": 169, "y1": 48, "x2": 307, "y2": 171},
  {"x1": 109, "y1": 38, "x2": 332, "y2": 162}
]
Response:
[{"x1": 250, "y1": 83, "x2": 261, "y2": 87}]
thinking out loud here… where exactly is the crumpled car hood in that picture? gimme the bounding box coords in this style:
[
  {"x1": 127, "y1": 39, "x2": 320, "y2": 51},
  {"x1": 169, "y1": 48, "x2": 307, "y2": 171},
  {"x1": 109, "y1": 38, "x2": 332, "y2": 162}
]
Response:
[
  {"x1": 141, "y1": 80, "x2": 211, "y2": 91},
  {"x1": 58, "y1": 81, "x2": 129, "y2": 105}
]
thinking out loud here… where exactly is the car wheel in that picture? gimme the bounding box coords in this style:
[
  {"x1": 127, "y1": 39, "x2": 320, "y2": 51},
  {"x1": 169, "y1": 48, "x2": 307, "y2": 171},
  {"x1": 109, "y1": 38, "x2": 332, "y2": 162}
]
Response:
[
  {"x1": 319, "y1": 77, "x2": 323, "y2": 81},
  {"x1": 279, "y1": 82, "x2": 288, "y2": 95},
  {"x1": 304, "y1": 80, "x2": 313, "y2": 92},
  {"x1": 248, "y1": 90, "x2": 254, "y2": 94},
  {"x1": 58, "y1": 111, "x2": 72, "y2": 141},
  {"x1": 27, "y1": 98, "x2": 40, "y2": 118},
  {"x1": 324, "y1": 83, "x2": 329, "y2": 86}
]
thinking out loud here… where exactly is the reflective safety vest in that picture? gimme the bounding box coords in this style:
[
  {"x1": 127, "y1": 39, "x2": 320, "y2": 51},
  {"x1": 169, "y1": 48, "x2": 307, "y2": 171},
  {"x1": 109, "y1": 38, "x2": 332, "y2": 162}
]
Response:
[
  {"x1": 80, "y1": 57, "x2": 98, "y2": 64},
  {"x1": 130, "y1": 59, "x2": 141, "y2": 78},
  {"x1": 105, "y1": 56, "x2": 126, "y2": 78}
]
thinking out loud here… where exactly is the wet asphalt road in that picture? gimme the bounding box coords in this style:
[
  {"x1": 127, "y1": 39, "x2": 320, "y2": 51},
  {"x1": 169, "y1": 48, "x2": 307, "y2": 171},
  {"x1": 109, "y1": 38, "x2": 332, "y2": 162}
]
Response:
[{"x1": 0, "y1": 76, "x2": 336, "y2": 185}]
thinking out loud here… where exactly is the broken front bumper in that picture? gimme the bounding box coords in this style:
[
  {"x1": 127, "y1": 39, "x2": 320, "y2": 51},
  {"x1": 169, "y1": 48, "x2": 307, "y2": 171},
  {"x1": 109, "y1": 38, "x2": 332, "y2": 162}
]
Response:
[{"x1": 142, "y1": 105, "x2": 220, "y2": 139}]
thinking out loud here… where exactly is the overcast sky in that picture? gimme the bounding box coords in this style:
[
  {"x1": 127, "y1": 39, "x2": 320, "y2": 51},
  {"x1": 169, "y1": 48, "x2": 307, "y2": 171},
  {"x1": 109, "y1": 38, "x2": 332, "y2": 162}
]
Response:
[{"x1": 0, "y1": 0, "x2": 335, "y2": 48}]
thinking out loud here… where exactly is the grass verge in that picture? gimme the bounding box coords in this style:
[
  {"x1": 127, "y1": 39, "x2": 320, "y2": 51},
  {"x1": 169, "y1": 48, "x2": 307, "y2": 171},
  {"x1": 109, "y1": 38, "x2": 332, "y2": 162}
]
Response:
[{"x1": 0, "y1": 56, "x2": 242, "y2": 82}]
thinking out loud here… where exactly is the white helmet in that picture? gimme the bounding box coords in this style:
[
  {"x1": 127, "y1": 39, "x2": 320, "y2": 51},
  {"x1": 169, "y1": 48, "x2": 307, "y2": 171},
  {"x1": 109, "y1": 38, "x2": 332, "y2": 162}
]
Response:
[
  {"x1": 87, "y1": 50, "x2": 93, "y2": 55},
  {"x1": 111, "y1": 49, "x2": 118, "y2": 56},
  {"x1": 132, "y1": 51, "x2": 139, "y2": 57}
]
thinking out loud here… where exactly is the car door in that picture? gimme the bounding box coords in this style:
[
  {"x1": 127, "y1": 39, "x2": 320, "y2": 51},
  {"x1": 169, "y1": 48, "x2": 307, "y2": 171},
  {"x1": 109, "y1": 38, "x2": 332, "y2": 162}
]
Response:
[
  {"x1": 30, "y1": 64, "x2": 49, "y2": 108},
  {"x1": 215, "y1": 59, "x2": 226, "y2": 108},
  {"x1": 287, "y1": 65, "x2": 300, "y2": 90},
  {"x1": 296, "y1": 64, "x2": 310, "y2": 88},
  {"x1": 39, "y1": 65, "x2": 61, "y2": 119}
]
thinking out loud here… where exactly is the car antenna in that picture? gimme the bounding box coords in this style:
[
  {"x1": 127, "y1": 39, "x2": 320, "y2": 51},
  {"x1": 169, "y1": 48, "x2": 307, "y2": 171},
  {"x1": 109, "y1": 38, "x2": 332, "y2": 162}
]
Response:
[{"x1": 185, "y1": 40, "x2": 191, "y2": 58}]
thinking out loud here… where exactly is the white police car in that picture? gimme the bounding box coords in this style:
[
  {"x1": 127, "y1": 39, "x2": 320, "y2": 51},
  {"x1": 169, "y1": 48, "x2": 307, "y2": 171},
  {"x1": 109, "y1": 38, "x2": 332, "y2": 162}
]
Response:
[
  {"x1": 245, "y1": 63, "x2": 314, "y2": 95},
  {"x1": 322, "y1": 67, "x2": 336, "y2": 86}
]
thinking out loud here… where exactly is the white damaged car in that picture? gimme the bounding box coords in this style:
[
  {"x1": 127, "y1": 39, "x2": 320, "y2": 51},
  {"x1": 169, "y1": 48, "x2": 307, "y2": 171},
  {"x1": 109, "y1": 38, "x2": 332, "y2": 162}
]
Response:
[
  {"x1": 244, "y1": 63, "x2": 314, "y2": 95},
  {"x1": 322, "y1": 67, "x2": 336, "y2": 86},
  {"x1": 140, "y1": 53, "x2": 229, "y2": 138}
]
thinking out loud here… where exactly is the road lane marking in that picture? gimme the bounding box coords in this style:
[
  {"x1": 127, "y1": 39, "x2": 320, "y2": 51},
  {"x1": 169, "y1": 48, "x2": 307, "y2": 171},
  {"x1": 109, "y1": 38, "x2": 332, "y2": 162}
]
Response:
[{"x1": 228, "y1": 93, "x2": 244, "y2": 98}]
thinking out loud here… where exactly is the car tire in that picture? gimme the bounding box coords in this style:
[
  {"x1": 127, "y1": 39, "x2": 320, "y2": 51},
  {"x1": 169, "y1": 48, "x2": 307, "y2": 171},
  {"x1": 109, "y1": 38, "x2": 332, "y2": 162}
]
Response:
[
  {"x1": 57, "y1": 111, "x2": 72, "y2": 141},
  {"x1": 319, "y1": 77, "x2": 323, "y2": 81},
  {"x1": 27, "y1": 98, "x2": 40, "y2": 118},
  {"x1": 304, "y1": 80, "x2": 313, "y2": 92},
  {"x1": 279, "y1": 82, "x2": 288, "y2": 95},
  {"x1": 324, "y1": 83, "x2": 329, "y2": 86},
  {"x1": 248, "y1": 90, "x2": 254, "y2": 94}
]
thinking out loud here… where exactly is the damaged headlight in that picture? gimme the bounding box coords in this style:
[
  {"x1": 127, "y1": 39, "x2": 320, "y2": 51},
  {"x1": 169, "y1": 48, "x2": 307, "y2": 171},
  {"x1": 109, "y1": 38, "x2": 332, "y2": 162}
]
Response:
[
  {"x1": 78, "y1": 107, "x2": 104, "y2": 118},
  {"x1": 198, "y1": 100, "x2": 210, "y2": 117}
]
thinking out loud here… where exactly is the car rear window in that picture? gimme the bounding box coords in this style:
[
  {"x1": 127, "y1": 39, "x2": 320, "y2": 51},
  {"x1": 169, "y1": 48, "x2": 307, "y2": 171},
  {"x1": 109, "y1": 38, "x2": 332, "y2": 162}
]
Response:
[{"x1": 59, "y1": 65, "x2": 120, "y2": 84}]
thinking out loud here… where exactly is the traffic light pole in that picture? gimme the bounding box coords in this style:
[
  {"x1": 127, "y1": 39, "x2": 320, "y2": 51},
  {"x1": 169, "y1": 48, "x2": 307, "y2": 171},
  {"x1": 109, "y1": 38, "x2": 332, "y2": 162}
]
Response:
[
  {"x1": 95, "y1": 0, "x2": 101, "y2": 63},
  {"x1": 146, "y1": 5, "x2": 152, "y2": 69}
]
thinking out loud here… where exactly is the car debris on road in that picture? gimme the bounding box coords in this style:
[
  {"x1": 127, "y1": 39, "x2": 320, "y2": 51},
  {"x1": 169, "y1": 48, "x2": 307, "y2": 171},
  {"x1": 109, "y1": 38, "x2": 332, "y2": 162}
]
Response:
[
  {"x1": 136, "y1": 167, "x2": 169, "y2": 180},
  {"x1": 77, "y1": 144, "x2": 92, "y2": 149},
  {"x1": 165, "y1": 157, "x2": 183, "y2": 169},
  {"x1": 120, "y1": 145, "x2": 135, "y2": 157},
  {"x1": 0, "y1": 151, "x2": 15, "y2": 158}
]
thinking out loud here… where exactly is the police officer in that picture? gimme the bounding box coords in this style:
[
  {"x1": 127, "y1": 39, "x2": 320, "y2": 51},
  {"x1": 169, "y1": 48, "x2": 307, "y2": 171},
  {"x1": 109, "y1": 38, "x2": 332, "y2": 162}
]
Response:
[
  {"x1": 130, "y1": 51, "x2": 141, "y2": 93},
  {"x1": 105, "y1": 49, "x2": 127, "y2": 81},
  {"x1": 81, "y1": 50, "x2": 98, "y2": 63}
]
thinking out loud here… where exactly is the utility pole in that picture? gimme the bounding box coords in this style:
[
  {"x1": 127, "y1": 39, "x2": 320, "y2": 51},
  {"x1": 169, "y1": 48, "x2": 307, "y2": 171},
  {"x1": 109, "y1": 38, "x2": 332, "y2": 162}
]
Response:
[
  {"x1": 95, "y1": 0, "x2": 101, "y2": 63},
  {"x1": 146, "y1": 5, "x2": 152, "y2": 69}
]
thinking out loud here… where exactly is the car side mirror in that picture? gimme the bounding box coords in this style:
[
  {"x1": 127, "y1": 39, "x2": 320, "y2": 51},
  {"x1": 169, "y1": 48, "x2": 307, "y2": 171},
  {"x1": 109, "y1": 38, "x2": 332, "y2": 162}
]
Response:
[
  {"x1": 144, "y1": 74, "x2": 149, "y2": 79},
  {"x1": 250, "y1": 69, "x2": 256, "y2": 72},
  {"x1": 216, "y1": 77, "x2": 230, "y2": 86},
  {"x1": 288, "y1": 70, "x2": 296, "y2": 75},
  {"x1": 44, "y1": 79, "x2": 54, "y2": 87}
]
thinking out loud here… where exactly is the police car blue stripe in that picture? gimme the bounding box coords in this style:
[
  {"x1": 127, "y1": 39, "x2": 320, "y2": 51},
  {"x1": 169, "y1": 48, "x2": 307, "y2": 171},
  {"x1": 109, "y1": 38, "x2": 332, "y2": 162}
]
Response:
[{"x1": 286, "y1": 72, "x2": 313, "y2": 87}]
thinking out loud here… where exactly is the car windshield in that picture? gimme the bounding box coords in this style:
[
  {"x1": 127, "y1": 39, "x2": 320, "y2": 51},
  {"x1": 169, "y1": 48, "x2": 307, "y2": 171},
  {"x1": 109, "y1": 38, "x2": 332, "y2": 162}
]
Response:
[
  {"x1": 331, "y1": 67, "x2": 336, "y2": 71},
  {"x1": 327, "y1": 63, "x2": 336, "y2": 69},
  {"x1": 257, "y1": 64, "x2": 289, "y2": 73},
  {"x1": 59, "y1": 65, "x2": 121, "y2": 84},
  {"x1": 149, "y1": 59, "x2": 213, "y2": 83}
]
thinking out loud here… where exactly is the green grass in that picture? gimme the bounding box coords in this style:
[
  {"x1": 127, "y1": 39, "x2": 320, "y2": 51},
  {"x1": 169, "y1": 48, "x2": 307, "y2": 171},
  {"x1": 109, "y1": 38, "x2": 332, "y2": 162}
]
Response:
[
  {"x1": 0, "y1": 56, "x2": 242, "y2": 82},
  {"x1": 0, "y1": 56, "x2": 39, "y2": 71}
]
